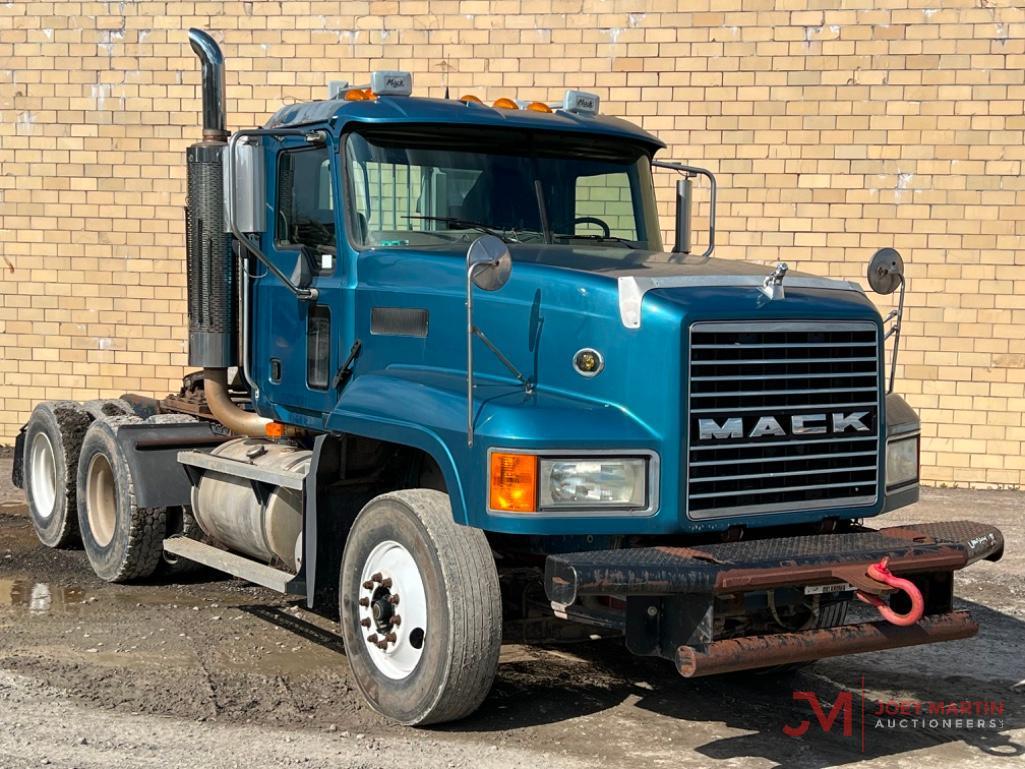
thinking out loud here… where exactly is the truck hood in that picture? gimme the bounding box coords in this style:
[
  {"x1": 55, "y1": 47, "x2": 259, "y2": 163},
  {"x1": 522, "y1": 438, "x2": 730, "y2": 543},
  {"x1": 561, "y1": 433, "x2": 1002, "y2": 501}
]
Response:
[
  {"x1": 503, "y1": 244, "x2": 868, "y2": 328},
  {"x1": 377, "y1": 241, "x2": 852, "y2": 281},
  {"x1": 368, "y1": 242, "x2": 868, "y2": 328}
]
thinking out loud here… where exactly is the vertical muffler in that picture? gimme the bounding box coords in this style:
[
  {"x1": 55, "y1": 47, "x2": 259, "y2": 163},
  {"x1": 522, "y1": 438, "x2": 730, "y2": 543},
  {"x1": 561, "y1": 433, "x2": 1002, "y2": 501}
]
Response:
[
  {"x1": 187, "y1": 29, "x2": 271, "y2": 437},
  {"x1": 186, "y1": 28, "x2": 234, "y2": 369}
]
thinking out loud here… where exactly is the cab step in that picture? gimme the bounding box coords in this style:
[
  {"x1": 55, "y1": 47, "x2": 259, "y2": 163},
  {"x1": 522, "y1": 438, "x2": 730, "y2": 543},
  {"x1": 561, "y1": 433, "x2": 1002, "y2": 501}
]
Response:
[
  {"x1": 177, "y1": 449, "x2": 306, "y2": 489},
  {"x1": 163, "y1": 536, "x2": 305, "y2": 595}
]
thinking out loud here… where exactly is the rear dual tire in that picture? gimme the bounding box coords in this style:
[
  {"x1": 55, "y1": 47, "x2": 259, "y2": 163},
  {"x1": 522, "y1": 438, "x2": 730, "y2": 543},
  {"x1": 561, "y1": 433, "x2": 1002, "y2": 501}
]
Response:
[
  {"x1": 75, "y1": 416, "x2": 167, "y2": 583},
  {"x1": 23, "y1": 401, "x2": 92, "y2": 548}
]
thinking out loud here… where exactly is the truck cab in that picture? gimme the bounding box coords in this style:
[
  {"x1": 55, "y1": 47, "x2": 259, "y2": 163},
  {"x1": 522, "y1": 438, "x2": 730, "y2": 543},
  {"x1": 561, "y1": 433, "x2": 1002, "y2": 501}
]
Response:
[{"x1": 13, "y1": 29, "x2": 1004, "y2": 727}]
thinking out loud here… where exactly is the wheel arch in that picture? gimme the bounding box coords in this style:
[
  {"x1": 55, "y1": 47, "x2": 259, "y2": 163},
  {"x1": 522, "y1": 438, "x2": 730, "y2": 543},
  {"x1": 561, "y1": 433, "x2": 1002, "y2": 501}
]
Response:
[{"x1": 302, "y1": 430, "x2": 460, "y2": 611}]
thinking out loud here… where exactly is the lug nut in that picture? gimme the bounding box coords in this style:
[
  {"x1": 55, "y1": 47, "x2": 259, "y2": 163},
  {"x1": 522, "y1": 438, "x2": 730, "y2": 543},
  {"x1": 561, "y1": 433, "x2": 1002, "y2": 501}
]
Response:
[
  {"x1": 358, "y1": 597, "x2": 370, "y2": 607},
  {"x1": 367, "y1": 633, "x2": 378, "y2": 643},
  {"x1": 380, "y1": 577, "x2": 393, "y2": 589},
  {"x1": 362, "y1": 580, "x2": 374, "y2": 590},
  {"x1": 385, "y1": 632, "x2": 397, "y2": 643},
  {"x1": 376, "y1": 640, "x2": 389, "y2": 650},
  {"x1": 388, "y1": 595, "x2": 400, "y2": 605},
  {"x1": 371, "y1": 572, "x2": 383, "y2": 583},
  {"x1": 391, "y1": 614, "x2": 401, "y2": 627},
  {"x1": 360, "y1": 618, "x2": 371, "y2": 628}
]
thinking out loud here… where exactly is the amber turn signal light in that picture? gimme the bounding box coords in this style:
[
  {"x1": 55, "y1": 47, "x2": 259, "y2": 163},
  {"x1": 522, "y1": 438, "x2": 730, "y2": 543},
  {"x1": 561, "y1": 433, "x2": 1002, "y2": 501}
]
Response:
[
  {"x1": 265, "y1": 422, "x2": 287, "y2": 439},
  {"x1": 489, "y1": 453, "x2": 537, "y2": 513}
]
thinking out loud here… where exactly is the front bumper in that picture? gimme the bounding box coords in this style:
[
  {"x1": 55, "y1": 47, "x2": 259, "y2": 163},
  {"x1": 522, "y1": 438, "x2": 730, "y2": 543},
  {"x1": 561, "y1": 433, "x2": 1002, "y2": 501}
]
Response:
[{"x1": 544, "y1": 520, "x2": 1003, "y2": 676}]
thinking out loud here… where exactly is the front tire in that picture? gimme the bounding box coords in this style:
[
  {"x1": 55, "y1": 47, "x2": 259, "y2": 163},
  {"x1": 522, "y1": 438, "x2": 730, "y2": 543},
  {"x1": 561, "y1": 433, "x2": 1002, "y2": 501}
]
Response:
[
  {"x1": 339, "y1": 490, "x2": 501, "y2": 725},
  {"x1": 76, "y1": 416, "x2": 167, "y2": 583}
]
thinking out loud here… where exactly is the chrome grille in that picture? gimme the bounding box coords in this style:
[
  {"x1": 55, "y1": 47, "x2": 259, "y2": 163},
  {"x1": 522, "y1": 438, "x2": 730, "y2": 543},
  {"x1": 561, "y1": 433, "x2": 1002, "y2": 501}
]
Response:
[{"x1": 686, "y1": 321, "x2": 881, "y2": 519}]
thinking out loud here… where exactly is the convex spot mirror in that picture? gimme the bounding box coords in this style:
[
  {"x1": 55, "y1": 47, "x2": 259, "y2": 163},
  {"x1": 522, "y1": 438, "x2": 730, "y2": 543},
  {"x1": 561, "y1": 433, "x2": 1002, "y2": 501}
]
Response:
[
  {"x1": 867, "y1": 247, "x2": 904, "y2": 295},
  {"x1": 467, "y1": 235, "x2": 512, "y2": 292}
]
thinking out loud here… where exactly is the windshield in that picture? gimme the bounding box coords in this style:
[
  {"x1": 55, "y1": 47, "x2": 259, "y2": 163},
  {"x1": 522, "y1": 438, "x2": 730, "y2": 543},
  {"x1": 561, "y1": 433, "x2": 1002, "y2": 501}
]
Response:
[{"x1": 344, "y1": 127, "x2": 662, "y2": 257}]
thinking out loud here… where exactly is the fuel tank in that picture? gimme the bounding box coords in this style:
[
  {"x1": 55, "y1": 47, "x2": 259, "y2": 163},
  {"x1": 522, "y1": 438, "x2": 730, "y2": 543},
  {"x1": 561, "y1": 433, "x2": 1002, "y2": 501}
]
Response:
[{"x1": 190, "y1": 438, "x2": 310, "y2": 571}]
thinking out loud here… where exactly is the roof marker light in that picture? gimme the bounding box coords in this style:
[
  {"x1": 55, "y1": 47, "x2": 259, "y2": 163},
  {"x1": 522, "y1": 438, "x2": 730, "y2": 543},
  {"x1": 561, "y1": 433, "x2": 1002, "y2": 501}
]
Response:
[
  {"x1": 526, "y1": 101, "x2": 552, "y2": 113},
  {"x1": 344, "y1": 88, "x2": 369, "y2": 101},
  {"x1": 460, "y1": 94, "x2": 483, "y2": 104},
  {"x1": 370, "y1": 70, "x2": 413, "y2": 96},
  {"x1": 562, "y1": 89, "x2": 600, "y2": 116},
  {"x1": 492, "y1": 97, "x2": 518, "y2": 110}
]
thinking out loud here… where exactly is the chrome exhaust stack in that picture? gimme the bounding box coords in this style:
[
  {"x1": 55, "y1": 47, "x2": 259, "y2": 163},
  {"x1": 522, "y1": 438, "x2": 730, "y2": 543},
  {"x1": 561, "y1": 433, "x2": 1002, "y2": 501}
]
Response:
[
  {"x1": 188, "y1": 28, "x2": 227, "y2": 141},
  {"x1": 186, "y1": 28, "x2": 270, "y2": 437}
]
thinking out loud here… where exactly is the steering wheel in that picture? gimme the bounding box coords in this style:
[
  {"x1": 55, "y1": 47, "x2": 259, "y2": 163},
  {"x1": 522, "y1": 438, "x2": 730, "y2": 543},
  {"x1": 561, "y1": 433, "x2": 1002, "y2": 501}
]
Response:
[{"x1": 571, "y1": 216, "x2": 611, "y2": 239}]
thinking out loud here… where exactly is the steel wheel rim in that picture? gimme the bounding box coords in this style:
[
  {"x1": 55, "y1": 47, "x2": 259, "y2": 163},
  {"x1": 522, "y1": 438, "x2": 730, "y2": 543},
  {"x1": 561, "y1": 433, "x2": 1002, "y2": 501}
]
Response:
[
  {"x1": 357, "y1": 540, "x2": 428, "y2": 680},
  {"x1": 29, "y1": 432, "x2": 58, "y2": 520},
  {"x1": 86, "y1": 453, "x2": 117, "y2": 548}
]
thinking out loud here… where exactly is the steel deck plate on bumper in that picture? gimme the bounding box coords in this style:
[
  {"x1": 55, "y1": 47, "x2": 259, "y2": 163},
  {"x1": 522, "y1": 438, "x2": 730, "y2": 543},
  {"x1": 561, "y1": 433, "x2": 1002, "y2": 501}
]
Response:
[{"x1": 545, "y1": 521, "x2": 1003, "y2": 606}]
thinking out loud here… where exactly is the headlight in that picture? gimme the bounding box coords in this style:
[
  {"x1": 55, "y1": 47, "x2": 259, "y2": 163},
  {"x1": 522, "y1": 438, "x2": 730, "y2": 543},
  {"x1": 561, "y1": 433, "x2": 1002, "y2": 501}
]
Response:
[
  {"x1": 540, "y1": 458, "x2": 647, "y2": 509},
  {"x1": 886, "y1": 435, "x2": 919, "y2": 489}
]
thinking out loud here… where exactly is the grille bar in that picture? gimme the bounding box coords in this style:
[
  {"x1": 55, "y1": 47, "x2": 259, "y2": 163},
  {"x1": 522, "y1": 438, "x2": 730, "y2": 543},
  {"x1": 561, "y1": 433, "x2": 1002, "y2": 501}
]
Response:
[
  {"x1": 693, "y1": 386, "x2": 878, "y2": 398},
  {"x1": 693, "y1": 342, "x2": 876, "y2": 350},
  {"x1": 693, "y1": 372, "x2": 878, "y2": 382},
  {"x1": 692, "y1": 464, "x2": 878, "y2": 484},
  {"x1": 692, "y1": 356, "x2": 877, "y2": 366},
  {"x1": 691, "y1": 401, "x2": 877, "y2": 414},
  {"x1": 690, "y1": 480, "x2": 871, "y2": 500},
  {"x1": 690, "y1": 450, "x2": 876, "y2": 468},
  {"x1": 687, "y1": 321, "x2": 881, "y2": 519},
  {"x1": 690, "y1": 435, "x2": 876, "y2": 452}
]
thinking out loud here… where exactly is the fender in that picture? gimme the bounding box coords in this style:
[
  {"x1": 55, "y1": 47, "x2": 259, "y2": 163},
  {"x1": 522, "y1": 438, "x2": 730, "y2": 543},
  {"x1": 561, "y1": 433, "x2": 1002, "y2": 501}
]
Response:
[
  {"x1": 322, "y1": 372, "x2": 471, "y2": 524},
  {"x1": 110, "y1": 421, "x2": 230, "y2": 508}
]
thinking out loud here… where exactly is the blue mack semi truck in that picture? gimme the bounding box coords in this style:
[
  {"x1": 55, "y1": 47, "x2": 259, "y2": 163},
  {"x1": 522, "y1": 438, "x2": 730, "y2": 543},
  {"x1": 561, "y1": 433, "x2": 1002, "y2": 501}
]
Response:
[{"x1": 11, "y1": 30, "x2": 1004, "y2": 725}]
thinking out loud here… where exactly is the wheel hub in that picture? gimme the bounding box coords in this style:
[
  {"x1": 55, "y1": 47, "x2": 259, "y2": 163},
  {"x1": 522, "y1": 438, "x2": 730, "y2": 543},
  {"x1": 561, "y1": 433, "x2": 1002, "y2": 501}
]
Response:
[
  {"x1": 371, "y1": 592, "x2": 395, "y2": 630},
  {"x1": 29, "y1": 432, "x2": 58, "y2": 520},
  {"x1": 357, "y1": 540, "x2": 428, "y2": 680}
]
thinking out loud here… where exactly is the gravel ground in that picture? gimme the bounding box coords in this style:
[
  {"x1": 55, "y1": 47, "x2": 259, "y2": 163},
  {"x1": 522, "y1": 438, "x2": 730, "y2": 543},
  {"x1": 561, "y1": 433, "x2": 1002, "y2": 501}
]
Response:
[{"x1": 1, "y1": 454, "x2": 1023, "y2": 769}]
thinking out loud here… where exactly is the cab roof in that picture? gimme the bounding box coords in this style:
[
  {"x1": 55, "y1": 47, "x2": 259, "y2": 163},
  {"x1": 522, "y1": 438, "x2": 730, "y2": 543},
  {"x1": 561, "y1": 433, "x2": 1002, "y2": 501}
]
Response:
[{"x1": 264, "y1": 95, "x2": 665, "y2": 153}]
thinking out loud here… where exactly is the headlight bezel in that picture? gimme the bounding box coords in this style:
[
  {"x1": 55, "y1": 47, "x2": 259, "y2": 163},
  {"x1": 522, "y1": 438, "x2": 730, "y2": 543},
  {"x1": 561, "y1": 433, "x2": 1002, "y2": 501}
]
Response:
[
  {"x1": 885, "y1": 433, "x2": 920, "y2": 490},
  {"x1": 486, "y1": 448, "x2": 660, "y2": 517}
]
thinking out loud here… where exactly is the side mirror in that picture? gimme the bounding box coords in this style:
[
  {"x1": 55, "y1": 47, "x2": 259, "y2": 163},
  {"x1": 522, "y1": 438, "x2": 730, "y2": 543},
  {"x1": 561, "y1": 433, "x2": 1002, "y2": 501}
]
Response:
[
  {"x1": 672, "y1": 177, "x2": 692, "y2": 255},
  {"x1": 867, "y1": 247, "x2": 904, "y2": 295},
  {"x1": 467, "y1": 235, "x2": 512, "y2": 291}
]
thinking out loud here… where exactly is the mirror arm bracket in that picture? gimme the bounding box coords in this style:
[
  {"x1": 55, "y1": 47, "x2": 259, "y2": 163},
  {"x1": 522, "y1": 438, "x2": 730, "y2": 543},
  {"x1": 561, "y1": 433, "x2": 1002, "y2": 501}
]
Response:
[
  {"x1": 653, "y1": 160, "x2": 717, "y2": 260},
  {"x1": 887, "y1": 274, "x2": 906, "y2": 394},
  {"x1": 227, "y1": 128, "x2": 320, "y2": 302},
  {"x1": 465, "y1": 236, "x2": 520, "y2": 447}
]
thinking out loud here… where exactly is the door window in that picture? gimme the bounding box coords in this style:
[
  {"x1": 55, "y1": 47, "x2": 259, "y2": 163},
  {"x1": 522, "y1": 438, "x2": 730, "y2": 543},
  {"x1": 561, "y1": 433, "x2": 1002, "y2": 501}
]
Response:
[{"x1": 276, "y1": 148, "x2": 335, "y2": 250}]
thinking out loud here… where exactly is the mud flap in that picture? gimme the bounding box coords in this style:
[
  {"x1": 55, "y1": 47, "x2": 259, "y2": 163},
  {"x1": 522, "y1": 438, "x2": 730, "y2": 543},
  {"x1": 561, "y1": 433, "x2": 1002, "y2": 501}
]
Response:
[{"x1": 11, "y1": 428, "x2": 26, "y2": 489}]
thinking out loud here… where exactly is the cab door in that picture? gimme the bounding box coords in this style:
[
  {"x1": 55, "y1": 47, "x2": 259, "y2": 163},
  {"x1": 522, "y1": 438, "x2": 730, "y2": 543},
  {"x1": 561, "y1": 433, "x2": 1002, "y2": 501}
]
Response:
[{"x1": 251, "y1": 136, "x2": 349, "y2": 423}]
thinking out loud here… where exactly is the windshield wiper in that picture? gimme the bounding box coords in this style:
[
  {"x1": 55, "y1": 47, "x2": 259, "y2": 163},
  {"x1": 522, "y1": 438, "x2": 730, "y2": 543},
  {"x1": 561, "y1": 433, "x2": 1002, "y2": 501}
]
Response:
[
  {"x1": 406, "y1": 216, "x2": 515, "y2": 242},
  {"x1": 553, "y1": 233, "x2": 640, "y2": 249}
]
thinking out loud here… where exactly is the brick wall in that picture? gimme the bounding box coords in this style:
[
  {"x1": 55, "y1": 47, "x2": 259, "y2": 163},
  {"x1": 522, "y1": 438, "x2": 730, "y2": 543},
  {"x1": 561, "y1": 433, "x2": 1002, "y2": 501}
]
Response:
[{"x1": 1, "y1": 1, "x2": 1023, "y2": 488}]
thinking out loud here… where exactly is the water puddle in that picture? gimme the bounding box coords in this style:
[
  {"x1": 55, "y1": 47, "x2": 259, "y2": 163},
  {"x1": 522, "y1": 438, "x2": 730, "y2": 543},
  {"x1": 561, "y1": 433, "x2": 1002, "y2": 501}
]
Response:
[{"x1": 0, "y1": 578, "x2": 88, "y2": 614}]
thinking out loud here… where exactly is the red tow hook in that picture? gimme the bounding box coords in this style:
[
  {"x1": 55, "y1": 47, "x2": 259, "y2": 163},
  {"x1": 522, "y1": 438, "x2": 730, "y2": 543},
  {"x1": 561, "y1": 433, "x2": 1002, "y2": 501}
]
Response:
[{"x1": 855, "y1": 557, "x2": 925, "y2": 627}]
